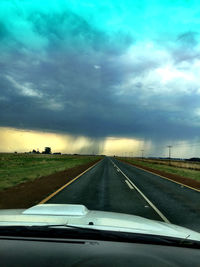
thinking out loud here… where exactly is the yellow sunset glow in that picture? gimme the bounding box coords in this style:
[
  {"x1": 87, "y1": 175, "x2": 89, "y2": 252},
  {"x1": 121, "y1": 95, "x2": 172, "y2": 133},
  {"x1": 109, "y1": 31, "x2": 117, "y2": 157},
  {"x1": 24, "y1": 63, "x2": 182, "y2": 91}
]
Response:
[
  {"x1": 103, "y1": 137, "x2": 150, "y2": 156},
  {"x1": 0, "y1": 127, "x2": 90, "y2": 153},
  {"x1": 0, "y1": 127, "x2": 147, "y2": 155}
]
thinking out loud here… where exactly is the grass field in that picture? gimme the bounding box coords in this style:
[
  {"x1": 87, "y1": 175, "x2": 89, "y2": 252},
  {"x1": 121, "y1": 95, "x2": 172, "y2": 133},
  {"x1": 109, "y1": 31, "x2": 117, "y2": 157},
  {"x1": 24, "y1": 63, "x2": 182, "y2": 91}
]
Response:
[
  {"x1": 119, "y1": 158, "x2": 200, "y2": 182},
  {"x1": 0, "y1": 153, "x2": 101, "y2": 191},
  {"x1": 141, "y1": 158, "x2": 200, "y2": 170}
]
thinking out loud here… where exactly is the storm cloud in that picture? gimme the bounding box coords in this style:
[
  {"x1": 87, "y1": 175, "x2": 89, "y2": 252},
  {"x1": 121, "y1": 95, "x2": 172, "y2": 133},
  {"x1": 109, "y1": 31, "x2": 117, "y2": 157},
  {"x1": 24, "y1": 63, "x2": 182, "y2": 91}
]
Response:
[{"x1": 1, "y1": 0, "x2": 200, "y2": 150}]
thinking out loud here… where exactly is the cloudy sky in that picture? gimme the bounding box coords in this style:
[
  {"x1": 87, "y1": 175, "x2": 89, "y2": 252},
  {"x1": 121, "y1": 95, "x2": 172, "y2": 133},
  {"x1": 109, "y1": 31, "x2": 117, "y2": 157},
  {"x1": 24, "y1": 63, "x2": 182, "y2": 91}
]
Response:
[{"x1": 1, "y1": 0, "x2": 200, "y2": 157}]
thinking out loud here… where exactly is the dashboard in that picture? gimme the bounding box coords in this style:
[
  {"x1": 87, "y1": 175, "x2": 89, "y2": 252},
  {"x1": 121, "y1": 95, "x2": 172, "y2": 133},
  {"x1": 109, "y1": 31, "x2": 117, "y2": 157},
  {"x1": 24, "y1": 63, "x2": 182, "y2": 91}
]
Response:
[{"x1": 1, "y1": 235, "x2": 200, "y2": 266}]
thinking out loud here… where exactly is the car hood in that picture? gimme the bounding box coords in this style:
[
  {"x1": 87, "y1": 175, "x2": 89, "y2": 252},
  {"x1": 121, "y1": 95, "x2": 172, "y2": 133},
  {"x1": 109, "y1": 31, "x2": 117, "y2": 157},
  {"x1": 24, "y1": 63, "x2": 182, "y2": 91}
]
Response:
[{"x1": 0, "y1": 204, "x2": 200, "y2": 241}]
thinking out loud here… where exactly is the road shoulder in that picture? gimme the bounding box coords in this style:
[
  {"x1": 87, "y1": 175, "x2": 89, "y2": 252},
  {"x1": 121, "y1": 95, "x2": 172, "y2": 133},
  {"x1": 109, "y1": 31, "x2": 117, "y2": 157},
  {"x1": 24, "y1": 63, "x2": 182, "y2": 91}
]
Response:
[
  {"x1": 117, "y1": 158, "x2": 200, "y2": 192},
  {"x1": 0, "y1": 159, "x2": 101, "y2": 209}
]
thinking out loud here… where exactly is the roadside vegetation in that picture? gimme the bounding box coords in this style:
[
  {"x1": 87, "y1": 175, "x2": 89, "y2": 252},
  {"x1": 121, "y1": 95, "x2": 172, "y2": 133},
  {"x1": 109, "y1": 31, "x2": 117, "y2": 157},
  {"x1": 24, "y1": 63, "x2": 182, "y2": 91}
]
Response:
[
  {"x1": 118, "y1": 158, "x2": 200, "y2": 182},
  {"x1": 140, "y1": 158, "x2": 200, "y2": 170},
  {"x1": 0, "y1": 153, "x2": 101, "y2": 191}
]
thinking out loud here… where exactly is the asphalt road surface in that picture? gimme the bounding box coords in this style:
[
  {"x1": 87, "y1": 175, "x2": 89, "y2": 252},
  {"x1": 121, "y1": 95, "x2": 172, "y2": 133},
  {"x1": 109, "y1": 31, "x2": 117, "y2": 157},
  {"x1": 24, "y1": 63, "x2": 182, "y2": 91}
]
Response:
[{"x1": 47, "y1": 157, "x2": 200, "y2": 232}]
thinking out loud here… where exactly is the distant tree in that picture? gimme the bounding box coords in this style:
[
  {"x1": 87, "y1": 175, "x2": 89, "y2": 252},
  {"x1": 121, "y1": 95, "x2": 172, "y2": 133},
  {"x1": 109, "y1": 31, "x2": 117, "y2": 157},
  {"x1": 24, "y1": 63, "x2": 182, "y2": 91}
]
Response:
[
  {"x1": 187, "y1": 157, "x2": 200, "y2": 162},
  {"x1": 43, "y1": 147, "x2": 51, "y2": 154},
  {"x1": 32, "y1": 149, "x2": 37, "y2": 153}
]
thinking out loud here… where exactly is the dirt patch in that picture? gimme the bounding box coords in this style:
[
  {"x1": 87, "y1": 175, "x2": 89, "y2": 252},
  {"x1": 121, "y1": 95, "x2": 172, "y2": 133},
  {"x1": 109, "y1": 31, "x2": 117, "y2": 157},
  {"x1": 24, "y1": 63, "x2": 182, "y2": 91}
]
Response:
[
  {"x1": 0, "y1": 159, "x2": 100, "y2": 209},
  {"x1": 119, "y1": 159, "x2": 200, "y2": 191}
]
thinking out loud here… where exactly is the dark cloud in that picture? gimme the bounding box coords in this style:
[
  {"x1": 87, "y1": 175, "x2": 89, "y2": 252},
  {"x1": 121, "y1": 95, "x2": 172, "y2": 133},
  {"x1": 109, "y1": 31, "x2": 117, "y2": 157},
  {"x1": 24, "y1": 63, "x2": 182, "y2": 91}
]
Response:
[
  {"x1": 1, "y1": 2, "x2": 200, "y2": 147},
  {"x1": 177, "y1": 31, "x2": 199, "y2": 47}
]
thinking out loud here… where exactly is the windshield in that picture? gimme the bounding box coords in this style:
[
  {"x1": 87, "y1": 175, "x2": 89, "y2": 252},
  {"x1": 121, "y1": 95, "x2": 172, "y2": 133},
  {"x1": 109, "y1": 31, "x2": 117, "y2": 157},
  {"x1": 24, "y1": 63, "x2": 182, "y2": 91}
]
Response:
[{"x1": 0, "y1": 0, "x2": 200, "y2": 237}]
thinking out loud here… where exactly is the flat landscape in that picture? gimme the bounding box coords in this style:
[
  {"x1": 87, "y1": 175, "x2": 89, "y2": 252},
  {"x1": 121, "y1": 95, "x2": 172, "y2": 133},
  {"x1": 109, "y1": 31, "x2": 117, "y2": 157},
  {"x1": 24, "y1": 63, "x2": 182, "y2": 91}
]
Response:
[{"x1": 0, "y1": 153, "x2": 101, "y2": 191}]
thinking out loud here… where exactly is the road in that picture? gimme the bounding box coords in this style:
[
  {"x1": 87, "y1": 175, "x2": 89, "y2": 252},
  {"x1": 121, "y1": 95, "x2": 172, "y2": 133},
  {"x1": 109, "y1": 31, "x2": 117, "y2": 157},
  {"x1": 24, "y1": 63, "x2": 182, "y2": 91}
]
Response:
[{"x1": 46, "y1": 157, "x2": 200, "y2": 232}]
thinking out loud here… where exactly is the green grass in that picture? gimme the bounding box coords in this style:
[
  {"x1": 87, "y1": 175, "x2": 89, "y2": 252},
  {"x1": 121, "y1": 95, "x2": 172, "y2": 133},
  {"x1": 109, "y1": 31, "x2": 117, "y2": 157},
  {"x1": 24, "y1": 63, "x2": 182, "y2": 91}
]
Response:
[
  {"x1": 0, "y1": 153, "x2": 101, "y2": 191},
  {"x1": 119, "y1": 158, "x2": 200, "y2": 182}
]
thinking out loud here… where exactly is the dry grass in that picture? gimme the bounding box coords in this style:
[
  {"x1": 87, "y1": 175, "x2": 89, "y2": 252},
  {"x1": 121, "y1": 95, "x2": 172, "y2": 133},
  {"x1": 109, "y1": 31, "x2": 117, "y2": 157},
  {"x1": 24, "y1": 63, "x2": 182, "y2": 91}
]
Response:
[
  {"x1": 0, "y1": 153, "x2": 101, "y2": 191},
  {"x1": 140, "y1": 158, "x2": 200, "y2": 170}
]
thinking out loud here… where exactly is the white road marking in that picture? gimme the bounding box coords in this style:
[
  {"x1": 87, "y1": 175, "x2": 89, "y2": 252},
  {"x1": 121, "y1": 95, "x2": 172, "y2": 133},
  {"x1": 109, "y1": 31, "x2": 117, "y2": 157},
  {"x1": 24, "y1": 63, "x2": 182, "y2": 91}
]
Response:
[
  {"x1": 110, "y1": 158, "x2": 170, "y2": 224},
  {"x1": 125, "y1": 179, "x2": 134, "y2": 189}
]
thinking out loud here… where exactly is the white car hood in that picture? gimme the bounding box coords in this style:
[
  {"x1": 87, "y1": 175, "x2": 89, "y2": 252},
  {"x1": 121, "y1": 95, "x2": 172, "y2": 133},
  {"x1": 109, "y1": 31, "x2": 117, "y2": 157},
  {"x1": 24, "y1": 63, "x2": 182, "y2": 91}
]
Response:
[{"x1": 0, "y1": 204, "x2": 200, "y2": 242}]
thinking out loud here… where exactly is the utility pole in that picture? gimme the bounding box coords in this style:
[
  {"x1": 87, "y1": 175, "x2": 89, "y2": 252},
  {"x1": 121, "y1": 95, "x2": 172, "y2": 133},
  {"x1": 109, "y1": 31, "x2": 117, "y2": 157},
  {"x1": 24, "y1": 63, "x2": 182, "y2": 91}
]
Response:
[
  {"x1": 167, "y1": 146, "x2": 172, "y2": 165},
  {"x1": 141, "y1": 150, "x2": 144, "y2": 160}
]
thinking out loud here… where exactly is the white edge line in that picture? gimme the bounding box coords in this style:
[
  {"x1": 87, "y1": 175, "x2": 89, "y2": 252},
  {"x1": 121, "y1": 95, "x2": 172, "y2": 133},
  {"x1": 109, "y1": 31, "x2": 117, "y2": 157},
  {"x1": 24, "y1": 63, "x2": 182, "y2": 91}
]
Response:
[
  {"x1": 119, "y1": 159, "x2": 200, "y2": 193},
  {"x1": 125, "y1": 179, "x2": 134, "y2": 190},
  {"x1": 110, "y1": 159, "x2": 170, "y2": 224}
]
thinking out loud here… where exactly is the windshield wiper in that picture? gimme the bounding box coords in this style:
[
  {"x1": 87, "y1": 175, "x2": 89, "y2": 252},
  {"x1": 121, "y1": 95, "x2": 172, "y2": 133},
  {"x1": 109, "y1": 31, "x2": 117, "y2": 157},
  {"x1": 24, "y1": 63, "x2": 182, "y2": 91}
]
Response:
[{"x1": 0, "y1": 225, "x2": 199, "y2": 248}]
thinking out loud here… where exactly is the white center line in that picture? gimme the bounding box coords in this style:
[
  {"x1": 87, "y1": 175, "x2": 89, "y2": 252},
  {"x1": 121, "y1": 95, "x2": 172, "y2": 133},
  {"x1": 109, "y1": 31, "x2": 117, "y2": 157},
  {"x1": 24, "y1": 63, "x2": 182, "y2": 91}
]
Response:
[
  {"x1": 110, "y1": 158, "x2": 170, "y2": 224},
  {"x1": 125, "y1": 179, "x2": 134, "y2": 189}
]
